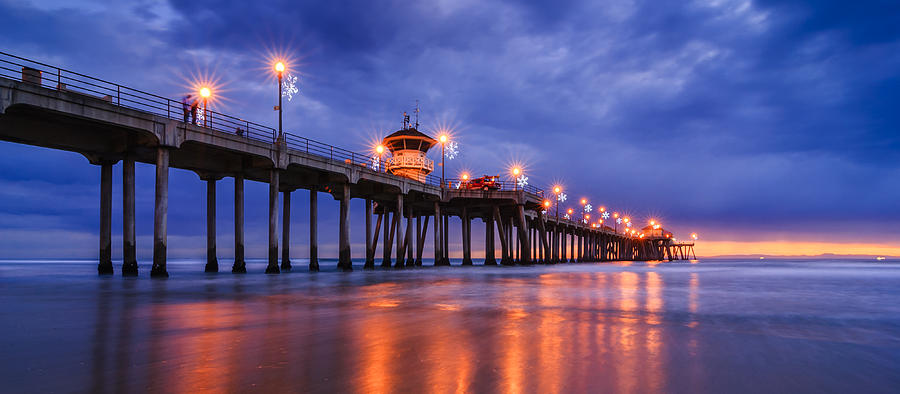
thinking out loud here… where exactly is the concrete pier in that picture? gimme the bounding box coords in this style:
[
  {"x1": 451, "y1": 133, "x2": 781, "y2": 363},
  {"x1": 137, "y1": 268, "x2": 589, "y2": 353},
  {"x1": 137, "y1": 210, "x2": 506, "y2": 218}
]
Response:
[
  {"x1": 485, "y1": 218, "x2": 497, "y2": 265},
  {"x1": 461, "y1": 207, "x2": 473, "y2": 266},
  {"x1": 266, "y1": 170, "x2": 280, "y2": 274},
  {"x1": 205, "y1": 178, "x2": 218, "y2": 273},
  {"x1": 309, "y1": 188, "x2": 319, "y2": 272},
  {"x1": 122, "y1": 156, "x2": 137, "y2": 276},
  {"x1": 365, "y1": 199, "x2": 374, "y2": 269},
  {"x1": 516, "y1": 205, "x2": 531, "y2": 264},
  {"x1": 394, "y1": 194, "x2": 404, "y2": 268},
  {"x1": 232, "y1": 173, "x2": 246, "y2": 273},
  {"x1": 98, "y1": 162, "x2": 113, "y2": 275},
  {"x1": 383, "y1": 210, "x2": 395, "y2": 267},
  {"x1": 442, "y1": 214, "x2": 450, "y2": 265},
  {"x1": 416, "y1": 215, "x2": 427, "y2": 266},
  {"x1": 150, "y1": 147, "x2": 169, "y2": 278},
  {"x1": 405, "y1": 210, "x2": 414, "y2": 267},
  {"x1": 281, "y1": 190, "x2": 292, "y2": 271},
  {"x1": 337, "y1": 183, "x2": 351, "y2": 271},
  {"x1": 434, "y1": 202, "x2": 447, "y2": 266}
]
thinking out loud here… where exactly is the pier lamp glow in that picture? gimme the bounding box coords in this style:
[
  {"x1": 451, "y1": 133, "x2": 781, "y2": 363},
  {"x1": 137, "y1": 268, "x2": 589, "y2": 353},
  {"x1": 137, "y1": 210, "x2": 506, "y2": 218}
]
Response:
[
  {"x1": 373, "y1": 144, "x2": 385, "y2": 172},
  {"x1": 691, "y1": 233, "x2": 699, "y2": 240},
  {"x1": 438, "y1": 133, "x2": 450, "y2": 188},
  {"x1": 552, "y1": 186, "x2": 563, "y2": 222},
  {"x1": 511, "y1": 166, "x2": 522, "y2": 191},
  {"x1": 542, "y1": 200, "x2": 551, "y2": 214},
  {"x1": 199, "y1": 87, "x2": 211, "y2": 127},
  {"x1": 273, "y1": 61, "x2": 286, "y2": 141}
]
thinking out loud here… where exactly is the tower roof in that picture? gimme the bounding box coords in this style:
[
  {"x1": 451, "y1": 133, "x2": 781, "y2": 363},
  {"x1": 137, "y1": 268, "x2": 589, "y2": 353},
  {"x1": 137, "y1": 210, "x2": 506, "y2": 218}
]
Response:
[{"x1": 382, "y1": 127, "x2": 438, "y2": 153}]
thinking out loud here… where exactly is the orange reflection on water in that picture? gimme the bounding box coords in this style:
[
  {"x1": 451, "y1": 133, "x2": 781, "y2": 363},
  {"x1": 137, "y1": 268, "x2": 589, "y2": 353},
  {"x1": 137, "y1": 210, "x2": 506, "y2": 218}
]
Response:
[{"x1": 79, "y1": 266, "x2": 698, "y2": 392}]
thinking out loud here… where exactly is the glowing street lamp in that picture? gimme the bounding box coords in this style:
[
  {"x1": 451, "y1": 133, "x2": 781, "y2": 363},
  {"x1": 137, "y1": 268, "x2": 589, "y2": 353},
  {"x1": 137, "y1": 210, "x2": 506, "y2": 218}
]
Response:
[
  {"x1": 439, "y1": 134, "x2": 449, "y2": 188},
  {"x1": 511, "y1": 166, "x2": 521, "y2": 191},
  {"x1": 374, "y1": 144, "x2": 385, "y2": 172},
  {"x1": 274, "y1": 61, "x2": 285, "y2": 141},
  {"x1": 552, "y1": 186, "x2": 562, "y2": 222},
  {"x1": 199, "y1": 87, "x2": 211, "y2": 127},
  {"x1": 691, "y1": 233, "x2": 699, "y2": 240}
]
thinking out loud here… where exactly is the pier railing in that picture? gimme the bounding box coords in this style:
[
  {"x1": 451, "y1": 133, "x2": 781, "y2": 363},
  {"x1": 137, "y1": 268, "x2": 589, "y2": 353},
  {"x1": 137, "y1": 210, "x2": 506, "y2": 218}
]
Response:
[{"x1": 0, "y1": 51, "x2": 544, "y2": 196}]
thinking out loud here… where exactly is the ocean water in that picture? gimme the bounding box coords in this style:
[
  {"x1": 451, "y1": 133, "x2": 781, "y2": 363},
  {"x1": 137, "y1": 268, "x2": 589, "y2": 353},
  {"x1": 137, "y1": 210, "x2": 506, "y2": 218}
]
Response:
[{"x1": 1, "y1": 258, "x2": 899, "y2": 393}]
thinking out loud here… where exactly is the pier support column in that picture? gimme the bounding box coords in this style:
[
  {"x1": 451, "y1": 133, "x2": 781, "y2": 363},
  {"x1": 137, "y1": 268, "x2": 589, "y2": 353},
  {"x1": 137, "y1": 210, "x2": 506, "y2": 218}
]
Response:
[
  {"x1": 485, "y1": 218, "x2": 497, "y2": 265},
  {"x1": 98, "y1": 162, "x2": 113, "y2": 275},
  {"x1": 309, "y1": 188, "x2": 319, "y2": 272},
  {"x1": 576, "y1": 229, "x2": 582, "y2": 262},
  {"x1": 516, "y1": 205, "x2": 531, "y2": 264},
  {"x1": 232, "y1": 173, "x2": 246, "y2": 273},
  {"x1": 561, "y1": 226, "x2": 567, "y2": 263},
  {"x1": 461, "y1": 207, "x2": 473, "y2": 266},
  {"x1": 416, "y1": 215, "x2": 428, "y2": 266},
  {"x1": 394, "y1": 194, "x2": 405, "y2": 268},
  {"x1": 338, "y1": 184, "x2": 352, "y2": 271},
  {"x1": 150, "y1": 148, "x2": 170, "y2": 278},
  {"x1": 122, "y1": 157, "x2": 137, "y2": 276},
  {"x1": 494, "y1": 206, "x2": 513, "y2": 265},
  {"x1": 383, "y1": 210, "x2": 395, "y2": 267},
  {"x1": 266, "y1": 170, "x2": 280, "y2": 274},
  {"x1": 365, "y1": 199, "x2": 374, "y2": 269},
  {"x1": 205, "y1": 178, "x2": 218, "y2": 272},
  {"x1": 367, "y1": 210, "x2": 382, "y2": 270},
  {"x1": 569, "y1": 227, "x2": 575, "y2": 262},
  {"x1": 443, "y1": 214, "x2": 450, "y2": 265},
  {"x1": 434, "y1": 202, "x2": 448, "y2": 266},
  {"x1": 405, "y1": 208, "x2": 415, "y2": 267},
  {"x1": 281, "y1": 190, "x2": 292, "y2": 271}
]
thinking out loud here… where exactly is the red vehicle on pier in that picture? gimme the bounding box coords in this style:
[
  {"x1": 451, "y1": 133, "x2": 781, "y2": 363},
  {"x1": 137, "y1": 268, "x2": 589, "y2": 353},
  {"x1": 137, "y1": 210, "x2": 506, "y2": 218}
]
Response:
[{"x1": 465, "y1": 175, "x2": 501, "y2": 191}]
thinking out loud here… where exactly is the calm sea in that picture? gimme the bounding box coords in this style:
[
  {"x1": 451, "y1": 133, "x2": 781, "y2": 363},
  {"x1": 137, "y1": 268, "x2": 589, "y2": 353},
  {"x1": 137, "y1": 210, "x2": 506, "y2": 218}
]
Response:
[{"x1": 1, "y1": 258, "x2": 898, "y2": 393}]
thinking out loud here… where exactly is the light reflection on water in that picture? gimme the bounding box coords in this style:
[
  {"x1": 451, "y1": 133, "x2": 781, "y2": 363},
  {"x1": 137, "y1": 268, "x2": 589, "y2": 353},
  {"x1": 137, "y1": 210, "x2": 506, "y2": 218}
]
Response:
[{"x1": 1, "y1": 259, "x2": 900, "y2": 393}]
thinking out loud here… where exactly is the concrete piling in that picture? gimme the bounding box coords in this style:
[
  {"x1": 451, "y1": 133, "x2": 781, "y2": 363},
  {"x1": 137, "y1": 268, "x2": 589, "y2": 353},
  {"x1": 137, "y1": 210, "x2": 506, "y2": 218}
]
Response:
[
  {"x1": 98, "y1": 162, "x2": 113, "y2": 275},
  {"x1": 205, "y1": 178, "x2": 218, "y2": 273},
  {"x1": 281, "y1": 190, "x2": 292, "y2": 271},
  {"x1": 150, "y1": 147, "x2": 169, "y2": 278},
  {"x1": 122, "y1": 157, "x2": 137, "y2": 276},
  {"x1": 232, "y1": 173, "x2": 246, "y2": 273}
]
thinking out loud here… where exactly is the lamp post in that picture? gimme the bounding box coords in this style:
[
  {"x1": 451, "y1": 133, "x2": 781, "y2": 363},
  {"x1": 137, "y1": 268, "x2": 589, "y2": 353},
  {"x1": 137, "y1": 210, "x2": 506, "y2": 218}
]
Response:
[
  {"x1": 275, "y1": 61, "x2": 285, "y2": 142},
  {"x1": 580, "y1": 198, "x2": 587, "y2": 224},
  {"x1": 613, "y1": 212, "x2": 619, "y2": 233},
  {"x1": 199, "y1": 87, "x2": 210, "y2": 128},
  {"x1": 512, "y1": 167, "x2": 521, "y2": 191},
  {"x1": 375, "y1": 144, "x2": 385, "y2": 173},
  {"x1": 439, "y1": 134, "x2": 448, "y2": 188},
  {"x1": 553, "y1": 186, "x2": 562, "y2": 222}
]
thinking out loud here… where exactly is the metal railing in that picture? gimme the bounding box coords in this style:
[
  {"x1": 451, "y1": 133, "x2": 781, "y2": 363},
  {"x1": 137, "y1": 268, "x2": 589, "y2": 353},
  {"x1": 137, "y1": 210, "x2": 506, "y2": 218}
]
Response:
[
  {"x1": 443, "y1": 178, "x2": 545, "y2": 196},
  {"x1": 0, "y1": 51, "x2": 546, "y2": 195}
]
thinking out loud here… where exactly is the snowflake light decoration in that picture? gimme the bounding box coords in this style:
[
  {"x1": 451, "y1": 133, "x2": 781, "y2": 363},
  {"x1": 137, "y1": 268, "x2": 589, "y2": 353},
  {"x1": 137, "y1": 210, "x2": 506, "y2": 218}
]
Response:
[
  {"x1": 602, "y1": 212, "x2": 610, "y2": 219},
  {"x1": 558, "y1": 193, "x2": 567, "y2": 203},
  {"x1": 282, "y1": 73, "x2": 299, "y2": 101},
  {"x1": 445, "y1": 141, "x2": 459, "y2": 160},
  {"x1": 564, "y1": 214, "x2": 570, "y2": 220},
  {"x1": 583, "y1": 218, "x2": 588, "y2": 224},
  {"x1": 455, "y1": 181, "x2": 463, "y2": 189},
  {"x1": 626, "y1": 222, "x2": 633, "y2": 228},
  {"x1": 541, "y1": 210, "x2": 547, "y2": 215},
  {"x1": 516, "y1": 175, "x2": 529, "y2": 188},
  {"x1": 616, "y1": 218, "x2": 622, "y2": 224},
  {"x1": 371, "y1": 155, "x2": 380, "y2": 171},
  {"x1": 584, "y1": 204, "x2": 592, "y2": 213}
]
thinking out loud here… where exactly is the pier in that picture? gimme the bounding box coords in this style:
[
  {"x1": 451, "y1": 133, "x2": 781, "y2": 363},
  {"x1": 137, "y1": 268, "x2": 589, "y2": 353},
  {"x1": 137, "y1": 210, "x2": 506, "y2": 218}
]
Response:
[{"x1": 0, "y1": 52, "x2": 692, "y2": 276}]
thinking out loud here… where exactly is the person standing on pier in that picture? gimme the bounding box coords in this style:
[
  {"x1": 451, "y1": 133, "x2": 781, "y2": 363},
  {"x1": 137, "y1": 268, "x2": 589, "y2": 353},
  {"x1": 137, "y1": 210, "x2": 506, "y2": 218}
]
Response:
[{"x1": 182, "y1": 94, "x2": 199, "y2": 125}]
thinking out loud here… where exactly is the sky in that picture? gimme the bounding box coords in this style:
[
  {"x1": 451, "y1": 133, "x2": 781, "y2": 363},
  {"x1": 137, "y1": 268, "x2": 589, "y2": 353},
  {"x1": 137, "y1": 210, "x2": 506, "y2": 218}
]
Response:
[{"x1": 1, "y1": 0, "x2": 899, "y2": 259}]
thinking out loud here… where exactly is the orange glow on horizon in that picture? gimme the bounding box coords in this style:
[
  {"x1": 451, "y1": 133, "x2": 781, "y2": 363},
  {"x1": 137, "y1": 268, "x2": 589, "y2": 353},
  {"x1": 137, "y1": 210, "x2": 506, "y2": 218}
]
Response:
[{"x1": 696, "y1": 240, "x2": 900, "y2": 258}]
